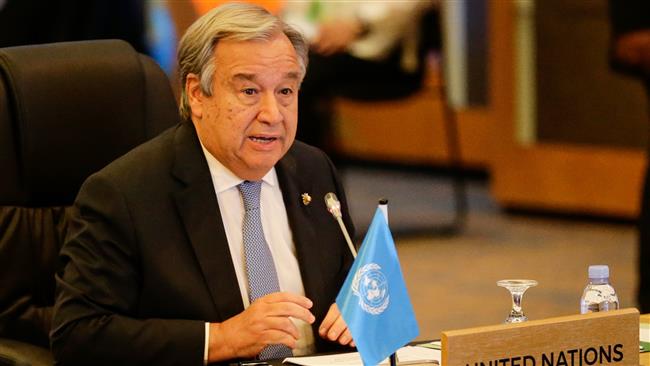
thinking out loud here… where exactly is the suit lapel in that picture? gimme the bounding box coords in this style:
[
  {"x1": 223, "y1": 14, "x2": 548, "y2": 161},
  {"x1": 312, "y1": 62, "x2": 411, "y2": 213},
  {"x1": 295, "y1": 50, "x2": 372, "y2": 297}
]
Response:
[
  {"x1": 171, "y1": 123, "x2": 244, "y2": 321},
  {"x1": 275, "y1": 150, "x2": 328, "y2": 309}
]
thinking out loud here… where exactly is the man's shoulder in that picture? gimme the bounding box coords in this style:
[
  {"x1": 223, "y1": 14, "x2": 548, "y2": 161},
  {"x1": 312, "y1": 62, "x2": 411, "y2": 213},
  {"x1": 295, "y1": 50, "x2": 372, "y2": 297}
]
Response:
[
  {"x1": 280, "y1": 140, "x2": 340, "y2": 187},
  {"x1": 89, "y1": 124, "x2": 183, "y2": 187},
  {"x1": 112, "y1": 125, "x2": 177, "y2": 166},
  {"x1": 286, "y1": 140, "x2": 331, "y2": 164}
]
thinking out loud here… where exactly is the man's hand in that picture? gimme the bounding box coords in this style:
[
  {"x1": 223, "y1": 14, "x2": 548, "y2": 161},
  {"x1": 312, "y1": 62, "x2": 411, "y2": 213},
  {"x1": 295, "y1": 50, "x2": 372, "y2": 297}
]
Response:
[
  {"x1": 207, "y1": 292, "x2": 315, "y2": 362},
  {"x1": 312, "y1": 20, "x2": 365, "y2": 56},
  {"x1": 319, "y1": 303, "x2": 355, "y2": 347},
  {"x1": 614, "y1": 30, "x2": 650, "y2": 76}
]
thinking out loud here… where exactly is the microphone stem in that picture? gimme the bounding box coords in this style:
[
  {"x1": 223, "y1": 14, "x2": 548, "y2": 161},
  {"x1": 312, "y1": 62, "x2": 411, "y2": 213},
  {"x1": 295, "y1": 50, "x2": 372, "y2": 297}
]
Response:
[{"x1": 336, "y1": 216, "x2": 357, "y2": 258}]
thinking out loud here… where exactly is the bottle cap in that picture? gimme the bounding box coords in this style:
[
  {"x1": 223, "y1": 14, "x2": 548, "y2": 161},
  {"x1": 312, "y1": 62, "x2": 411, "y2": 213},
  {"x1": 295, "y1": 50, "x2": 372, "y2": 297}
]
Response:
[{"x1": 588, "y1": 265, "x2": 609, "y2": 279}]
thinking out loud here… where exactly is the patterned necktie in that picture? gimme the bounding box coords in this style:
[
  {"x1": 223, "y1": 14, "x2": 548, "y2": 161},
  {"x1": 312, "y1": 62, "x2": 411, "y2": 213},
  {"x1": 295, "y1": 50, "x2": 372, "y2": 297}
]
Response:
[{"x1": 238, "y1": 181, "x2": 293, "y2": 360}]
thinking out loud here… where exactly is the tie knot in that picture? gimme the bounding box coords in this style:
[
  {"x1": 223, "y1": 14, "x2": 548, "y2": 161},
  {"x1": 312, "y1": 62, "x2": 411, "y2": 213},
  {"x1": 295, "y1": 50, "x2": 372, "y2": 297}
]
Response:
[{"x1": 238, "y1": 180, "x2": 262, "y2": 211}]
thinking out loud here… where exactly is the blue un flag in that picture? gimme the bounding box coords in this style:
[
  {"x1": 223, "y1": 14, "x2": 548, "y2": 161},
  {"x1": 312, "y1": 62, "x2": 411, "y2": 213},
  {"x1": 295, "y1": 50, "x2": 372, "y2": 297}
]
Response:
[{"x1": 336, "y1": 208, "x2": 419, "y2": 365}]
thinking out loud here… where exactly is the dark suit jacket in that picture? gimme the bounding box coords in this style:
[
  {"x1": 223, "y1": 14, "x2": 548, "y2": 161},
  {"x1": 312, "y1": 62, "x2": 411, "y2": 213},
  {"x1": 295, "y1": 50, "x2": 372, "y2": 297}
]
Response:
[{"x1": 50, "y1": 122, "x2": 355, "y2": 366}]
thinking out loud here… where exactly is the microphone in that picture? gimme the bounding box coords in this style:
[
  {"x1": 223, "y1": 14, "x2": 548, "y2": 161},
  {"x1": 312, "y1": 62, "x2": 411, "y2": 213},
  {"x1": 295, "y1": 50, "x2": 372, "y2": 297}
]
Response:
[{"x1": 324, "y1": 192, "x2": 357, "y2": 258}]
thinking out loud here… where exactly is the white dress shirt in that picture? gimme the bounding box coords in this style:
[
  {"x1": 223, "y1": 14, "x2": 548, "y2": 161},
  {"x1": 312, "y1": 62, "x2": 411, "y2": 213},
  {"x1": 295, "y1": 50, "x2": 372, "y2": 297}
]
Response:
[{"x1": 199, "y1": 144, "x2": 316, "y2": 363}]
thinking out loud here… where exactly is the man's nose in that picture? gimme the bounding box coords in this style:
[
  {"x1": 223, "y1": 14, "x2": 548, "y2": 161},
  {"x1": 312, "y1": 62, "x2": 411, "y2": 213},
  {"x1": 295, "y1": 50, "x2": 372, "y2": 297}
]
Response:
[{"x1": 258, "y1": 93, "x2": 283, "y2": 124}]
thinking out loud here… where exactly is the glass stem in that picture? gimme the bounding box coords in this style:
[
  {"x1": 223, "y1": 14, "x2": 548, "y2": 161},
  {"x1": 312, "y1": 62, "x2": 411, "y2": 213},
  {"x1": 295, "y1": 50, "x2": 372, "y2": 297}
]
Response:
[{"x1": 511, "y1": 291, "x2": 523, "y2": 315}]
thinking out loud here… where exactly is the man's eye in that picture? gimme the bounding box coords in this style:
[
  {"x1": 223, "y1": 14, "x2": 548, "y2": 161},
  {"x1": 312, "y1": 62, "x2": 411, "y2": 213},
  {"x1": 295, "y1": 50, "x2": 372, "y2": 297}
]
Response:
[
  {"x1": 279, "y1": 88, "x2": 293, "y2": 96},
  {"x1": 242, "y1": 88, "x2": 257, "y2": 96}
]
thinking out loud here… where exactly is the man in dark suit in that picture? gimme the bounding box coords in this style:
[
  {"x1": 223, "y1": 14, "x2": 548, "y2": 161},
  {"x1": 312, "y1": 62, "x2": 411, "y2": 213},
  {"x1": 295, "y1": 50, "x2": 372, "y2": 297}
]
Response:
[{"x1": 50, "y1": 4, "x2": 355, "y2": 365}]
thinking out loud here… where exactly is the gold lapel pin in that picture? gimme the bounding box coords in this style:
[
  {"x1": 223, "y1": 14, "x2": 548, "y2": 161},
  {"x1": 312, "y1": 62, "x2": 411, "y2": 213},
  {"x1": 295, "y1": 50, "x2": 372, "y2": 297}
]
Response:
[{"x1": 301, "y1": 193, "x2": 312, "y2": 206}]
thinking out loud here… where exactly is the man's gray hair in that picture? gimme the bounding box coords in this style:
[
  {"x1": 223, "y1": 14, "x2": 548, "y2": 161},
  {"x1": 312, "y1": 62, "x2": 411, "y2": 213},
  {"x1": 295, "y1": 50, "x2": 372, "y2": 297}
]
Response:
[{"x1": 177, "y1": 3, "x2": 309, "y2": 121}]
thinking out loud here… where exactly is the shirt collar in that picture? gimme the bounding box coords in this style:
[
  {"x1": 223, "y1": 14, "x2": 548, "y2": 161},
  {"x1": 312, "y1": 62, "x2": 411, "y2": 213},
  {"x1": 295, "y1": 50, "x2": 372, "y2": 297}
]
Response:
[{"x1": 199, "y1": 141, "x2": 277, "y2": 194}]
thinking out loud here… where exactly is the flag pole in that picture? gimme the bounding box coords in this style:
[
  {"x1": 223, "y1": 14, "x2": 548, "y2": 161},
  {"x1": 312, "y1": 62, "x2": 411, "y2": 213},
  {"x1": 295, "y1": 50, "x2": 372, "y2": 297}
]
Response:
[
  {"x1": 378, "y1": 198, "x2": 388, "y2": 225},
  {"x1": 379, "y1": 198, "x2": 399, "y2": 366}
]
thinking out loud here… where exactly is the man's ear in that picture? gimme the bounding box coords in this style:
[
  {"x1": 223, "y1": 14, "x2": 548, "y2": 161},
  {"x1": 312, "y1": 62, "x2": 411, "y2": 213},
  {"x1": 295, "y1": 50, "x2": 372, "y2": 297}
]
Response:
[{"x1": 186, "y1": 73, "x2": 204, "y2": 119}]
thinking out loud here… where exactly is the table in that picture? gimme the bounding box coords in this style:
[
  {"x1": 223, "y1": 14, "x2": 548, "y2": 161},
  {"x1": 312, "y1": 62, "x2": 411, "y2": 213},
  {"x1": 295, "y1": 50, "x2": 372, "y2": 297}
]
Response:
[{"x1": 239, "y1": 314, "x2": 650, "y2": 366}]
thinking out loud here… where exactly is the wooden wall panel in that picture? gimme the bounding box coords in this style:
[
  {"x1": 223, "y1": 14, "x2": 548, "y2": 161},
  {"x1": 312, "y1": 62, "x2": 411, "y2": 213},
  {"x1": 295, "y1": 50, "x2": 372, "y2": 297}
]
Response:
[
  {"x1": 334, "y1": 0, "x2": 647, "y2": 219},
  {"x1": 488, "y1": 1, "x2": 647, "y2": 219},
  {"x1": 333, "y1": 65, "x2": 494, "y2": 169}
]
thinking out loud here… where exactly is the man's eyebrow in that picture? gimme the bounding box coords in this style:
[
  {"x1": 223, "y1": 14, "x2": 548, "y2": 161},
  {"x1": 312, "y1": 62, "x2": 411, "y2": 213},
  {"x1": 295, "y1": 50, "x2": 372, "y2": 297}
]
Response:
[
  {"x1": 285, "y1": 71, "x2": 301, "y2": 80},
  {"x1": 231, "y1": 71, "x2": 302, "y2": 82},
  {"x1": 232, "y1": 73, "x2": 255, "y2": 82}
]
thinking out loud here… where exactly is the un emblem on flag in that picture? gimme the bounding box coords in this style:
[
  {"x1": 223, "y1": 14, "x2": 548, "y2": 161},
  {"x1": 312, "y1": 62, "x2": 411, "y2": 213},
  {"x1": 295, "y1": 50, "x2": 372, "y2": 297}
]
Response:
[{"x1": 352, "y1": 263, "x2": 390, "y2": 315}]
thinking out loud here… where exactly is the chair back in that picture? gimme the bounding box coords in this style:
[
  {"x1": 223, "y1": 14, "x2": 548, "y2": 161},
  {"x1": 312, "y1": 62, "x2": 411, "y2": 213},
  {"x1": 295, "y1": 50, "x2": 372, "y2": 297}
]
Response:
[{"x1": 0, "y1": 39, "x2": 178, "y2": 349}]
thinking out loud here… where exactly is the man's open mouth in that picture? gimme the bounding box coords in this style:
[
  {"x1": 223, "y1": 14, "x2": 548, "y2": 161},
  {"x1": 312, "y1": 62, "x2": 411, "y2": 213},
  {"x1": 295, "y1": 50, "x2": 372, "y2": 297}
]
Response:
[{"x1": 249, "y1": 136, "x2": 277, "y2": 143}]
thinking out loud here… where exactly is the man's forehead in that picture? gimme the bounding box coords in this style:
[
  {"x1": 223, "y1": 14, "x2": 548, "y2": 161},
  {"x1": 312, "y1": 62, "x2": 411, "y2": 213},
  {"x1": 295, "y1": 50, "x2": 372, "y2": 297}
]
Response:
[
  {"x1": 214, "y1": 34, "x2": 298, "y2": 61},
  {"x1": 214, "y1": 35, "x2": 303, "y2": 80}
]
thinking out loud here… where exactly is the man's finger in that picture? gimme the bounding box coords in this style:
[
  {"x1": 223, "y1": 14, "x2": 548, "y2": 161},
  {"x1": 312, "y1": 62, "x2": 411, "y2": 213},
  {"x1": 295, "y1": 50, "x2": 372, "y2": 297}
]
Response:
[
  {"x1": 326, "y1": 316, "x2": 349, "y2": 341},
  {"x1": 262, "y1": 329, "x2": 299, "y2": 349},
  {"x1": 338, "y1": 329, "x2": 353, "y2": 345},
  {"x1": 319, "y1": 303, "x2": 340, "y2": 336},
  {"x1": 264, "y1": 301, "x2": 315, "y2": 324},
  {"x1": 263, "y1": 316, "x2": 301, "y2": 340},
  {"x1": 260, "y1": 292, "x2": 313, "y2": 309}
]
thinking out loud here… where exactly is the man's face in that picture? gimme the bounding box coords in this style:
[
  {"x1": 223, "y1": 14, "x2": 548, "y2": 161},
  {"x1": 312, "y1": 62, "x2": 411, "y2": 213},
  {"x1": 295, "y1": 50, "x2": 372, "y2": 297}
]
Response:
[{"x1": 187, "y1": 33, "x2": 302, "y2": 180}]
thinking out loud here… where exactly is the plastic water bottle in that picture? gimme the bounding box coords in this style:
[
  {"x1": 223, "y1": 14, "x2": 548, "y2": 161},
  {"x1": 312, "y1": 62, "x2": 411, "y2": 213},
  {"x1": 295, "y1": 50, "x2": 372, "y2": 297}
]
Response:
[{"x1": 580, "y1": 265, "x2": 619, "y2": 314}]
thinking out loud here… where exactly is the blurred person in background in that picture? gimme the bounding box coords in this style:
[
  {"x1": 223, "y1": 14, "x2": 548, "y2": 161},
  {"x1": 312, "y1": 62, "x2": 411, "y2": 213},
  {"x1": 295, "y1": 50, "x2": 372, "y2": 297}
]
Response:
[
  {"x1": 609, "y1": 0, "x2": 650, "y2": 313},
  {"x1": 281, "y1": 1, "x2": 436, "y2": 156}
]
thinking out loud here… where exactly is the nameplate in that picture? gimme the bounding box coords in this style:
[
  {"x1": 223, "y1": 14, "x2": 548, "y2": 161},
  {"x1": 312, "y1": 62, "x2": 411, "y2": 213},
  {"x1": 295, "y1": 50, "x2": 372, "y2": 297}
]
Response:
[{"x1": 442, "y1": 308, "x2": 639, "y2": 366}]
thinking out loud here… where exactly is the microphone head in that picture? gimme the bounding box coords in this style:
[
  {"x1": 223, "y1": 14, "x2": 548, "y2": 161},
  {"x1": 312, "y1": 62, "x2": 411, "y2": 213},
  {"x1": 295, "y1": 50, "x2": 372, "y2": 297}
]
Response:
[{"x1": 324, "y1": 192, "x2": 342, "y2": 219}]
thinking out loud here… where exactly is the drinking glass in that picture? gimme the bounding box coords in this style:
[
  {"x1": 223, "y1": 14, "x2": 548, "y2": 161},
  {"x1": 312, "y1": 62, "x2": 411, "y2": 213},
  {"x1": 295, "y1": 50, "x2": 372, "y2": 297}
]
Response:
[{"x1": 497, "y1": 279, "x2": 538, "y2": 323}]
